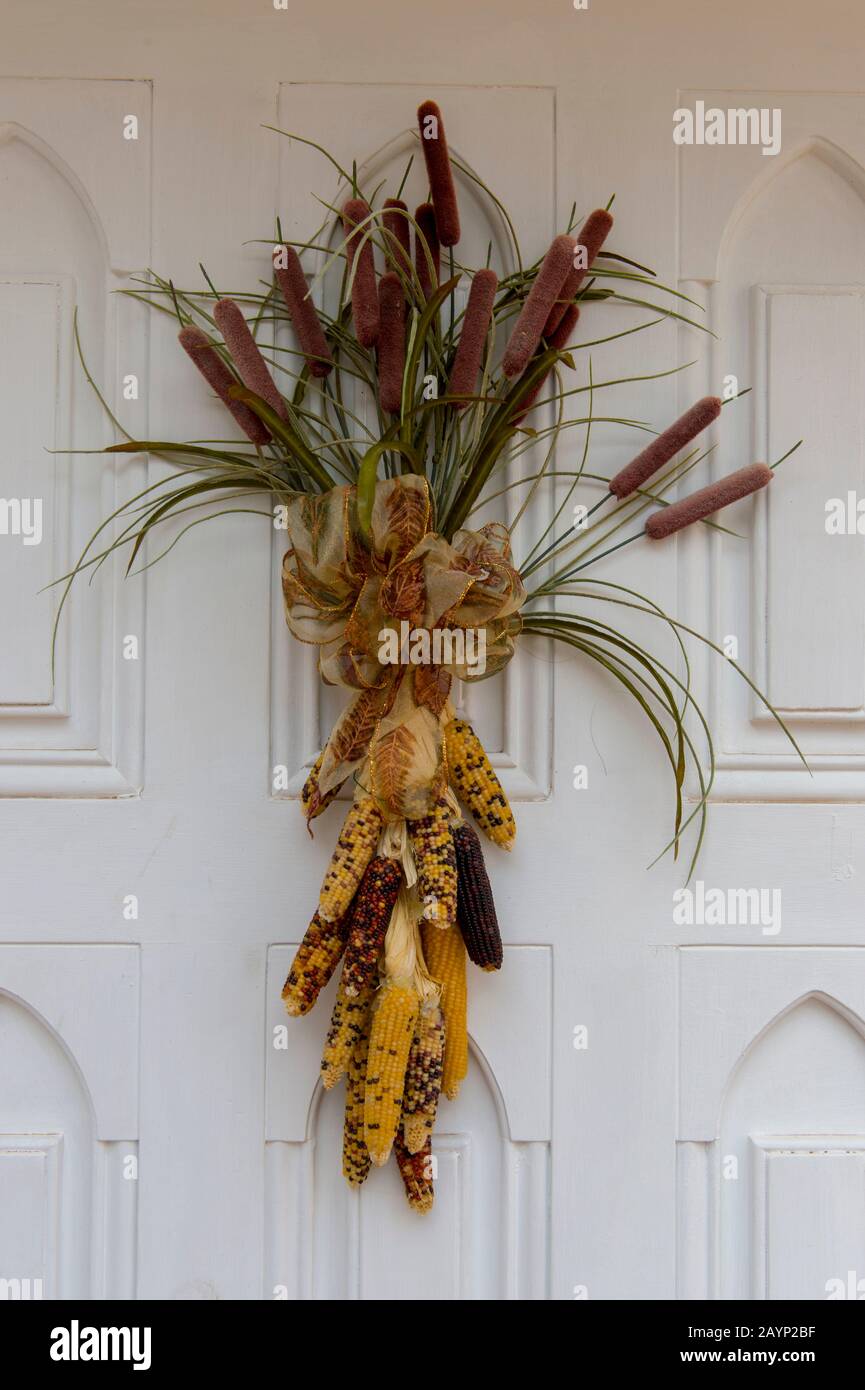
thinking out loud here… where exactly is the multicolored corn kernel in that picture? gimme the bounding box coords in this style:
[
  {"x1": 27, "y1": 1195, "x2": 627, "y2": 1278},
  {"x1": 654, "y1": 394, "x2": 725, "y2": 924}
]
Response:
[
  {"x1": 364, "y1": 982, "x2": 419, "y2": 1165},
  {"x1": 394, "y1": 1130, "x2": 435, "y2": 1213},
  {"x1": 453, "y1": 821, "x2": 504, "y2": 972},
  {"x1": 421, "y1": 922, "x2": 467, "y2": 1100},
  {"x1": 342, "y1": 1015, "x2": 372, "y2": 1187},
  {"x1": 444, "y1": 718, "x2": 516, "y2": 851},
  {"x1": 319, "y1": 796, "x2": 383, "y2": 923},
  {"x1": 300, "y1": 749, "x2": 343, "y2": 824},
  {"x1": 321, "y1": 972, "x2": 374, "y2": 1090},
  {"x1": 408, "y1": 798, "x2": 457, "y2": 924},
  {"x1": 342, "y1": 856, "x2": 403, "y2": 998},
  {"x1": 282, "y1": 910, "x2": 348, "y2": 1017},
  {"x1": 402, "y1": 1001, "x2": 445, "y2": 1153}
]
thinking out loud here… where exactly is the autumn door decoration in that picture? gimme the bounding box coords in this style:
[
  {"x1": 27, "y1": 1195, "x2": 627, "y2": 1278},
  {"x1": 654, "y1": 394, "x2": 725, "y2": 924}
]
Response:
[{"x1": 61, "y1": 98, "x2": 804, "y2": 1211}]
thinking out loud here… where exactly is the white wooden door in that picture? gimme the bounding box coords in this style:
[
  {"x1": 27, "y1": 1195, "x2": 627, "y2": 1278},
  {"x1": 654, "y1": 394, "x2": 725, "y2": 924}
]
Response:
[{"x1": 1, "y1": 3, "x2": 864, "y2": 1303}]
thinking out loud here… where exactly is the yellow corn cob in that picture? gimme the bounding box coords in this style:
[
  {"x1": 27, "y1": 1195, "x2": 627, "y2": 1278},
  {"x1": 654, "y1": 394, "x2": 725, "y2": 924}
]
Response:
[
  {"x1": 445, "y1": 718, "x2": 516, "y2": 850},
  {"x1": 301, "y1": 749, "x2": 343, "y2": 824},
  {"x1": 364, "y1": 982, "x2": 419, "y2": 1166},
  {"x1": 321, "y1": 973, "x2": 374, "y2": 1090},
  {"x1": 402, "y1": 1001, "x2": 445, "y2": 1153},
  {"x1": 394, "y1": 1131, "x2": 434, "y2": 1213},
  {"x1": 421, "y1": 922, "x2": 467, "y2": 1099},
  {"x1": 319, "y1": 796, "x2": 383, "y2": 923},
  {"x1": 408, "y1": 797, "x2": 457, "y2": 924},
  {"x1": 342, "y1": 1014, "x2": 372, "y2": 1187},
  {"x1": 282, "y1": 909, "x2": 348, "y2": 1016}
]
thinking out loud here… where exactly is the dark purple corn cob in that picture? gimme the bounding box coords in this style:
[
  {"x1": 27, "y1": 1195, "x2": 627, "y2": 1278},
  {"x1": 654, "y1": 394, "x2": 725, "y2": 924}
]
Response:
[{"x1": 453, "y1": 820, "x2": 504, "y2": 972}]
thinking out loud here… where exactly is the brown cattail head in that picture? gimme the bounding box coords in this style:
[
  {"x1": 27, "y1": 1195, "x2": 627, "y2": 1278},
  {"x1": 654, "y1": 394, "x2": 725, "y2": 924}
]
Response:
[
  {"x1": 342, "y1": 197, "x2": 380, "y2": 349},
  {"x1": 273, "y1": 245, "x2": 333, "y2": 379},
  {"x1": 178, "y1": 325, "x2": 272, "y2": 445},
  {"x1": 382, "y1": 198, "x2": 412, "y2": 276},
  {"x1": 546, "y1": 302, "x2": 580, "y2": 350},
  {"x1": 545, "y1": 208, "x2": 614, "y2": 335},
  {"x1": 502, "y1": 234, "x2": 577, "y2": 379},
  {"x1": 414, "y1": 203, "x2": 440, "y2": 300},
  {"x1": 447, "y1": 268, "x2": 498, "y2": 408},
  {"x1": 417, "y1": 99, "x2": 460, "y2": 247},
  {"x1": 377, "y1": 272, "x2": 406, "y2": 415},
  {"x1": 212, "y1": 299, "x2": 287, "y2": 420},
  {"x1": 646, "y1": 463, "x2": 773, "y2": 539},
  {"x1": 609, "y1": 395, "x2": 722, "y2": 500}
]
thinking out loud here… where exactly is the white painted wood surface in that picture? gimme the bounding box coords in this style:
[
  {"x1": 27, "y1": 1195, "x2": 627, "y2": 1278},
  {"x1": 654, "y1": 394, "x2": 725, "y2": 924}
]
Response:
[{"x1": 0, "y1": 0, "x2": 864, "y2": 1302}]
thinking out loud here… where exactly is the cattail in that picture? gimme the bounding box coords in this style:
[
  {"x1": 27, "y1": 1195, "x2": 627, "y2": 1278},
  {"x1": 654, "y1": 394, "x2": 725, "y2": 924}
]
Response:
[
  {"x1": 447, "y1": 269, "x2": 498, "y2": 408},
  {"x1": 342, "y1": 197, "x2": 380, "y2": 348},
  {"x1": 510, "y1": 305, "x2": 580, "y2": 425},
  {"x1": 646, "y1": 463, "x2": 773, "y2": 540},
  {"x1": 414, "y1": 203, "x2": 440, "y2": 300},
  {"x1": 272, "y1": 245, "x2": 332, "y2": 378},
  {"x1": 609, "y1": 396, "x2": 722, "y2": 500},
  {"x1": 545, "y1": 208, "x2": 613, "y2": 335},
  {"x1": 502, "y1": 234, "x2": 576, "y2": 379},
  {"x1": 417, "y1": 99, "x2": 460, "y2": 247},
  {"x1": 382, "y1": 198, "x2": 412, "y2": 276},
  {"x1": 377, "y1": 272, "x2": 406, "y2": 415},
  {"x1": 213, "y1": 299, "x2": 287, "y2": 420},
  {"x1": 177, "y1": 325, "x2": 272, "y2": 445}
]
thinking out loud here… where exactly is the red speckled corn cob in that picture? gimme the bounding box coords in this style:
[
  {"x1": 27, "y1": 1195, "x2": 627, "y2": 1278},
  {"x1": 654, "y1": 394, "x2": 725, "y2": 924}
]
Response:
[
  {"x1": 402, "y1": 1001, "x2": 445, "y2": 1153},
  {"x1": 342, "y1": 856, "x2": 403, "y2": 998},
  {"x1": 394, "y1": 1130, "x2": 435, "y2": 1212}
]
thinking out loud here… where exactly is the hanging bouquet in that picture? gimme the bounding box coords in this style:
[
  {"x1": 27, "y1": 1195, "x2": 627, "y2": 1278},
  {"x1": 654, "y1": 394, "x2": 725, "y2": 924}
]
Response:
[{"x1": 59, "y1": 99, "x2": 804, "y2": 1212}]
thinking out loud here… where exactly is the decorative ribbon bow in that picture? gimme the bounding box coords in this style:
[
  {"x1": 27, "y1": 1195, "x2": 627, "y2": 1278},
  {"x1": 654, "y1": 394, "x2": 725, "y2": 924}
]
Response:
[{"x1": 281, "y1": 476, "x2": 525, "y2": 818}]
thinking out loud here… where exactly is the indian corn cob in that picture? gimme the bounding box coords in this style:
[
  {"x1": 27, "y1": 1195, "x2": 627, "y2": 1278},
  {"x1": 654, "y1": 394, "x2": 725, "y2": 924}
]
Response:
[
  {"x1": 394, "y1": 1131, "x2": 435, "y2": 1213},
  {"x1": 421, "y1": 921, "x2": 468, "y2": 1100},
  {"x1": 402, "y1": 1001, "x2": 445, "y2": 1153},
  {"x1": 319, "y1": 795, "x2": 383, "y2": 922},
  {"x1": 342, "y1": 1016, "x2": 372, "y2": 1187},
  {"x1": 342, "y1": 856, "x2": 403, "y2": 998},
  {"x1": 408, "y1": 798, "x2": 457, "y2": 924},
  {"x1": 282, "y1": 910, "x2": 348, "y2": 1016},
  {"x1": 364, "y1": 981, "x2": 419, "y2": 1165},
  {"x1": 453, "y1": 821, "x2": 504, "y2": 972},
  {"x1": 445, "y1": 717, "x2": 516, "y2": 850},
  {"x1": 321, "y1": 973, "x2": 375, "y2": 1090}
]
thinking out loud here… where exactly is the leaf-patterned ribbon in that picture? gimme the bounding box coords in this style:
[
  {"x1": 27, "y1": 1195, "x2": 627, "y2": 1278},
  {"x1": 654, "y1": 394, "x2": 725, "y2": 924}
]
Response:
[{"x1": 281, "y1": 476, "x2": 525, "y2": 818}]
